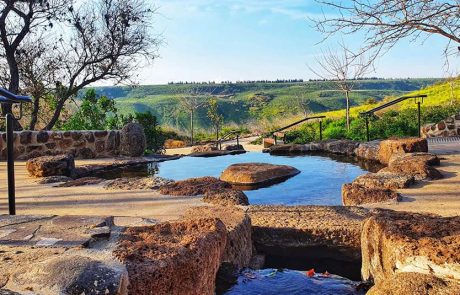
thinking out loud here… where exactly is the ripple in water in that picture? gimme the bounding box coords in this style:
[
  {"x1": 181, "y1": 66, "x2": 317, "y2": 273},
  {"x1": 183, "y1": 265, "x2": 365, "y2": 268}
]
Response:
[{"x1": 221, "y1": 269, "x2": 366, "y2": 295}]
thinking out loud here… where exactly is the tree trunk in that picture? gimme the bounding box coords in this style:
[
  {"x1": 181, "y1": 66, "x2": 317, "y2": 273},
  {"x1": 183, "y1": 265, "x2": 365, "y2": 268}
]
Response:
[
  {"x1": 43, "y1": 98, "x2": 66, "y2": 130},
  {"x1": 2, "y1": 53, "x2": 23, "y2": 130},
  {"x1": 345, "y1": 91, "x2": 350, "y2": 131},
  {"x1": 190, "y1": 109, "x2": 194, "y2": 146},
  {"x1": 29, "y1": 93, "x2": 40, "y2": 130}
]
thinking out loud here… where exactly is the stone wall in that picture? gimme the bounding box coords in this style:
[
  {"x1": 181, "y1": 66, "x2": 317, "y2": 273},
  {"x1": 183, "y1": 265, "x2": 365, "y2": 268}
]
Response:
[
  {"x1": 0, "y1": 129, "x2": 121, "y2": 160},
  {"x1": 422, "y1": 111, "x2": 460, "y2": 137}
]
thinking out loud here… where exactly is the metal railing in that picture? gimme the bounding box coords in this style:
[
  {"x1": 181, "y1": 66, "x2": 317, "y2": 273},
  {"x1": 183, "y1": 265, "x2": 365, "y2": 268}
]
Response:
[
  {"x1": 268, "y1": 115, "x2": 326, "y2": 144},
  {"x1": 0, "y1": 87, "x2": 32, "y2": 215},
  {"x1": 359, "y1": 94, "x2": 427, "y2": 141},
  {"x1": 217, "y1": 131, "x2": 241, "y2": 150}
]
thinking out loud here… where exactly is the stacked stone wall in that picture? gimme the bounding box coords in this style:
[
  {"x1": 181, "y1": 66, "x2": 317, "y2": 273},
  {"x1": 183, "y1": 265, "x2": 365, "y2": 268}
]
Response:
[
  {"x1": 422, "y1": 111, "x2": 460, "y2": 137},
  {"x1": 0, "y1": 130, "x2": 121, "y2": 160}
]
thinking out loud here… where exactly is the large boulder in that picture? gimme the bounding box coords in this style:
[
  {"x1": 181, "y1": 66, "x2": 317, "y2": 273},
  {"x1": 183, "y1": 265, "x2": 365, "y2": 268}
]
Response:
[
  {"x1": 378, "y1": 137, "x2": 428, "y2": 164},
  {"x1": 159, "y1": 177, "x2": 231, "y2": 196},
  {"x1": 104, "y1": 176, "x2": 174, "y2": 190},
  {"x1": 269, "y1": 144, "x2": 310, "y2": 155},
  {"x1": 203, "y1": 189, "x2": 249, "y2": 206},
  {"x1": 353, "y1": 172, "x2": 414, "y2": 189},
  {"x1": 361, "y1": 210, "x2": 460, "y2": 284},
  {"x1": 26, "y1": 154, "x2": 75, "y2": 177},
  {"x1": 114, "y1": 218, "x2": 227, "y2": 295},
  {"x1": 382, "y1": 152, "x2": 443, "y2": 180},
  {"x1": 342, "y1": 183, "x2": 401, "y2": 206},
  {"x1": 323, "y1": 139, "x2": 360, "y2": 155},
  {"x1": 355, "y1": 140, "x2": 381, "y2": 162},
  {"x1": 120, "y1": 123, "x2": 146, "y2": 157},
  {"x1": 220, "y1": 163, "x2": 300, "y2": 186},
  {"x1": 248, "y1": 205, "x2": 369, "y2": 262},
  {"x1": 367, "y1": 272, "x2": 460, "y2": 295},
  {"x1": 184, "y1": 206, "x2": 252, "y2": 269}
]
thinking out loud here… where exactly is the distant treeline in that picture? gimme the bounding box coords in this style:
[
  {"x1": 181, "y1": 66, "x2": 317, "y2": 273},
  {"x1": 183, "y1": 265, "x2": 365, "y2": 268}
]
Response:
[{"x1": 167, "y1": 77, "x2": 437, "y2": 85}]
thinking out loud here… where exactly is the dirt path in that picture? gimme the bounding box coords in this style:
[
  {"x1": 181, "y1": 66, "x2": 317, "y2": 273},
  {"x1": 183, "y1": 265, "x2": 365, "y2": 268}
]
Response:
[{"x1": 0, "y1": 160, "x2": 203, "y2": 221}]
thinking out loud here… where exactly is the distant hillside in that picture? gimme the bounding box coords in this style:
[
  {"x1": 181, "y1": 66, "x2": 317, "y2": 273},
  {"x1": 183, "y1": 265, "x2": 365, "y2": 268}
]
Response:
[{"x1": 94, "y1": 78, "x2": 440, "y2": 131}]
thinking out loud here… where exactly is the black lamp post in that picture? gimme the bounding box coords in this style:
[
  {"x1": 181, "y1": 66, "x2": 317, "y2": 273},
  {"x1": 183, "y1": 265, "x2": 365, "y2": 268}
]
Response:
[{"x1": 0, "y1": 88, "x2": 32, "y2": 215}]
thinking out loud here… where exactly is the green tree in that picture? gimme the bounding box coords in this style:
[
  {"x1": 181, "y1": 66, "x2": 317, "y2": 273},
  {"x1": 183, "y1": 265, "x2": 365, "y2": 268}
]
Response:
[
  {"x1": 207, "y1": 97, "x2": 224, "y2": 140},
  {"x1": 134, "y1": 111, "x2": 165, "y2": 154},
  {"x1": 62, "y1": 89, "x2": 118, "y2": 130}
]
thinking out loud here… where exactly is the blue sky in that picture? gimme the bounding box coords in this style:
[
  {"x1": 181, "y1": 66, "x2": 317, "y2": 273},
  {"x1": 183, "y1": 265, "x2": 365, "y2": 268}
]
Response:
[{"x1": 138, "y1": 0, "x2": 459, "y2": 85}]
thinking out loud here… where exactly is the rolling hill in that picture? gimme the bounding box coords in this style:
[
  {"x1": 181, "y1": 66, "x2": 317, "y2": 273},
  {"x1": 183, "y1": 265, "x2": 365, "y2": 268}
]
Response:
[{"x1": 94, "y1": 78, "x2": 440, "y2": 131}]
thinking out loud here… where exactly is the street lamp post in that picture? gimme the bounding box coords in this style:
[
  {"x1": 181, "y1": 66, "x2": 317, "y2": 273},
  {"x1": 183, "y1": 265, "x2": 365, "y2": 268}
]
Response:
[{"x1": 0, "y1": 88, "x2": 32, "y2": 215}]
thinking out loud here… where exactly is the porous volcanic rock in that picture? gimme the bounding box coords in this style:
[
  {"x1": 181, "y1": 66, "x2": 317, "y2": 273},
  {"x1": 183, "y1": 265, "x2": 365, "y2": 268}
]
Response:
[
  {"x1": 269, "y1": 144, "x2": 310, "y2": 155},
  {"x1": 383, "y1": 152, "x2": 443, "y2": 180},
  {"x1": 26, "y1": 154, "x2": 75, "y2": 177},
  {"x1": 191, "y1": 144, "x2": 218, "y2": 153},
  {"x1": 220, "y1": 163, "x2": 300, "y2": 186},
  {"x1": 184, "y1": 206, "x2": 252, "y2": 269},
  {"x1": 323, "y1": 139, "x2": 360, "y2": 155},
  {"x1": 248, "y1": 205, "x2": 370, "y2": 261},
  {"x1": 104, "y1": 176, "x2": 174, "y2": 190},
  {"x1": 367, "y1": 272, "x2": 460, "y2": 295},
  {"x1": 361, "y1": 210, "x2": 460, "y2": 284},
  {"x1": 342, "y1": 183, "x2": 401, "y2": 206},
  {"x1": 353, "y1": 172, "x2": 414, "y2": 190},
  {"x1": 203, "y1": 189, "x2": 249, "y2": 206},
  {"x1": 114, "y1": 218, "x2": 227, "y2": 295},
  {"x1": 354, "y1": 140, "x2": 381, "y2": 162},
  {"x1": 223, "y1": 144, "x2": 245, "y2": 151},
  {"x1": 378, "y1": 137, "x2": 428, "y2": 164},
  {"x1": 120, "y1": 123, "x2": 146, "y2": 157},
  {"x1": 159, "y1": 177, "x2": 231, "y2": 196}
]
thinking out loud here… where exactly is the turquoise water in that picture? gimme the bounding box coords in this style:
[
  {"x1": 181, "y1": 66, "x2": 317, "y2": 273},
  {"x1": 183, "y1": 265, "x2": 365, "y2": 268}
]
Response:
[
  {"x1": 220, "y1": 269, "x2": 365, "y2": 295},
  {"x1": 152, "y1": 152, "x2": 366, "y2": 205}
]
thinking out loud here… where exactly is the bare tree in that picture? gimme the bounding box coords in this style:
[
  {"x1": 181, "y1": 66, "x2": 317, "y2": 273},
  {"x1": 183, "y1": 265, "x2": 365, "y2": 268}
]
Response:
[
  {"x1": 445, "y1": 71, "x2": 459, "y2": 105},
  {"x1": 0, "y1": 0, "x2": 68, "y2": 129},
  {"x1": 0, "y1": 0, "x2": 160, "y2": 130},
  {"x1": 290, "y1": 86, "x2": 312, "y2": 117},
  {"x1": 177, "y1": 87, "x2": 212, "y2": 145},
  {"x1": 313, "y1": 0, "x2": 460, "y2": 61},
  {"x1": 310, "y1": 46, "x2": 372, "y2": 130}
]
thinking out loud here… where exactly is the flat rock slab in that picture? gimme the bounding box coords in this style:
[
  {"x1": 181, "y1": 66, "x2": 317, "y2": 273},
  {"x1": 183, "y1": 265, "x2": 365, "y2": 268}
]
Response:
[
  {"x1": 353, "y1": 172, "x2": 414, "y2": 190},
  {"x1": 104, "y1": 176, "x2": 174, "y2": 190},
  {"x1": 0, "y1": 215, "x2": 112, "y2": 248},
  {"x1": 203, "y1": 189, "x2": 249, "y2": 206},
  {"x1": 114, "y1": 218, "x2": 227, "y2": 295},
  {"x1": 383, "y1": 152, "x2": 443, "y2": 180},
  {"x1": 26, "y1": 154, "x2": 75, "y2": 177},
  {"x1": 159, "y1": 176, "x2": 231, "y2": 196},
  {"x1": 367, "y1": 272, "x2": 460, "y2": 295},
  {"x1": 342, "y1": 183, "x2": 401, "y2": 206},
  {"x1": 248, "y1": 205, "x2": 370, "y2": 261},
  {"x1": 361, "y1": 209, "x2": 460, "y2": 284},
  {"x1": 220, "y1": 163, "x2": 300, "y2": 186}
]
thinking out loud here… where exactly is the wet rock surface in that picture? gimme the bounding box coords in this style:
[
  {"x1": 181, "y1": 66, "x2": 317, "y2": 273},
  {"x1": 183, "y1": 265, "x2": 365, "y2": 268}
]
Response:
[
  {"x1": 367, "y1": 272, "x2": 460, "y2": 295},
  {"x1": 114, "y1": 218, "x2": 227, "y2": 295},
  {"x1": 184, "y1": 206, "x2": 252, "y2": 269},
  {"x1": 342, "y1": 183, "x2": 401, "y2": 206},
  {"x1": 104, "y1": 176, "x2": 174, "y2": 190},
  {"x1": 248, "y1": 205, "x2": 370, "y2": 261},
  {"x1": 159, "y1": 176, "x2": 232, "y2": 196},
  {"x1": 353, "y1": 172, "x2": 414, "y2": 189},
  {"x1": 203, "y1": 189, "x2": 249, "y2": 206},
  {"x1": 220, "y1": 163, "x2": 300, "y2": 186},
  {"x1": 378, "y1": 137, "x2": 428, "y2": 164},
  {"x1": 26, "y1": 154, "x2": 75, "y2": 177},
  {"x1": 355, "y1": 140, "x2": 381, "y2": 162},
  {"x1": 361, "y1": 209, "x2": 460, "y2": 284}
]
